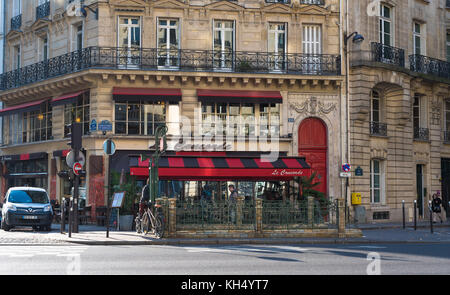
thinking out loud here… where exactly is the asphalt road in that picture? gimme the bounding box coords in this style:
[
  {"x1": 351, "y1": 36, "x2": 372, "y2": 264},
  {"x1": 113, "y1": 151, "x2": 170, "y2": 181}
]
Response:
[{"x1": 0, "y1": 243, "x2": 449, "y2": 275}]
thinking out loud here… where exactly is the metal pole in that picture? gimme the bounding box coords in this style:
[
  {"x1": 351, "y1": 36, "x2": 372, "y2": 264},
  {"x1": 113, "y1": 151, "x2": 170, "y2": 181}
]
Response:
[
  {"x1": 414, "y1": 200, "x2": 417, "y2": 231},
  {"x1": 68, "y1": 197, "x2": 73, "y2": 238},
  {"x1": 60, "y1": 198, "x2": 65, "y2": 234},
  {"x1": 429, "y1": 200, "x2": 433, "y2": 234},
  {"x1": 402, "y1": 200, "x2": 405, "y2": 229},
  {"x1": 106, "y1": 153, "x2": 111, "y2": 238}
]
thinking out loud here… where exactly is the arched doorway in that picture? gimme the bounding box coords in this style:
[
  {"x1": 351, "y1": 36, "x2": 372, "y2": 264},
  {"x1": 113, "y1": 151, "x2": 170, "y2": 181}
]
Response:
[{"x1": 298, "y1": 117, "x2": 328, "y2": 196}]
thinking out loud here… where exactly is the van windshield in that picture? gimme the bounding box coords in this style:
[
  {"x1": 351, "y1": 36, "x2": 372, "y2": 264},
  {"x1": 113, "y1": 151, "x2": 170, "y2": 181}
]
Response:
[{"x1": 8, "y1": 190, "x2": 49, "y2": 204}]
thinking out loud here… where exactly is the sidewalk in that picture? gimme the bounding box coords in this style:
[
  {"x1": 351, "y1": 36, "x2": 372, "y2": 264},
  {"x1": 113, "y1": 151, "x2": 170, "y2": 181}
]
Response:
[{"x1": 0, "y1": 221, "x2": 449, "y2": 246}]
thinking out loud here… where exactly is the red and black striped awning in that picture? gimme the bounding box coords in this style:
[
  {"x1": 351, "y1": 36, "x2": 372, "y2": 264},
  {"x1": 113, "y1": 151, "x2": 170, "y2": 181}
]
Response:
[
  {"x1": 130, "y1": 156, "x2": 310, "y2": 181},
  {"x1": 197, "y1": 89, "x2": 282, "y2": 104}
]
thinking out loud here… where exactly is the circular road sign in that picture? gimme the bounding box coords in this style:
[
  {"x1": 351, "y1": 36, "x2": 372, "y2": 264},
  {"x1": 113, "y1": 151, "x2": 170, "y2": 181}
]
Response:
[
  {"x1": 66, "y1": 150, "x2": 86, "y2": 168},
  {"x1": 342, "y1": 163, "x2": 351, "y2": 172},
  {"x1": 73, "y1": 162, "x2": 83, "y2": 176}
]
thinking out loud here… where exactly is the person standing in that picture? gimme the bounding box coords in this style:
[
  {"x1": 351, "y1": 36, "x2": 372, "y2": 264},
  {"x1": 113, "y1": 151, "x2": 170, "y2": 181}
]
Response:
[
  {"x1": 431, "y1": 191, "x2": 443, "y2": 223},
  {"x1": 228, "y1": 184, "x2": 238, "y2": 223}
]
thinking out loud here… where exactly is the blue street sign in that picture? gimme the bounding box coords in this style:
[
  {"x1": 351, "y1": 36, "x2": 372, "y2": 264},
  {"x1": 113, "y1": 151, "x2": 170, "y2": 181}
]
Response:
[
  {"x1": 98, "y1": 120, "x2": 113, "y2": 132},
  {"x1": 90, "y1": 119, "x2": 97, "y2": 132}
]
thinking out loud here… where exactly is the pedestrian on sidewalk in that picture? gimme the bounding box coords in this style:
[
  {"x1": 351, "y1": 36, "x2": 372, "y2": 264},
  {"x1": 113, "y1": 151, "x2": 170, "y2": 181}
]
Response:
[{"x1": 431, "y1": 191, "x2": 443, "y2": 223}]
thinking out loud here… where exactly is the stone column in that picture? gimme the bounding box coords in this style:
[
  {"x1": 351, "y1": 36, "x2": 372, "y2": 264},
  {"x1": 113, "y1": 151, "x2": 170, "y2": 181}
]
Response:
[
  {"x1": 169, "y1": 198, "x2": 177, "y2": 237},
  {"x1": 255, "y1": 198, "x2": 263, "y2": 235},
  {"x1": 338, "y1": 198, "x2": 346, "y2": 237}
]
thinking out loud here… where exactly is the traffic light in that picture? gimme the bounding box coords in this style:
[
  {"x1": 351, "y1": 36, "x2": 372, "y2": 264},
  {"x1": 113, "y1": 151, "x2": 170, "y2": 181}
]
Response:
[{"x1": 67, "y1": 122, "x2": 82, "y2": 150}]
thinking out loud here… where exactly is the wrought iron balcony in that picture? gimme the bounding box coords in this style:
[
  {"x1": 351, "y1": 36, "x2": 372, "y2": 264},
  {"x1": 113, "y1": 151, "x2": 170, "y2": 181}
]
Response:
[
  {"x1": 10, "y1": 14, "x2": 22, "y2": 31},
  {"x1": 409, "y1": 54, "x2": 450, "y2": 80},
  {"x1": 370, "y1": 121, "x2": 387, "y2": 137},
  {"x1": 36, "y1": 1, "x2": 50, "y2": 21},
  {"x1": 0, "y1": 47, "x2": 342, "y2": 91},
  {"x1": 371, "y1": 42, "x2": 405, "y2": 68},
  {"x1": 265, "y1": 0, "x2": 291, "y2": 3},
  {"x1": 300, "y1": 0, "x2": 325, "y2": 4},
  {"x1": 413, "y1": 127, "x2": 429, "y2": 141}
]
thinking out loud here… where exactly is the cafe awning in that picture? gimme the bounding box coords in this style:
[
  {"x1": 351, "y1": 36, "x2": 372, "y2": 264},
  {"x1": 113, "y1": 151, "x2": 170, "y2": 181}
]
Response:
[
  {"x1": 113, "y1": 87, "x2": 182, "y2": 103},
  {"x1": 51, "y1": 91, "x2": 86, "y2": 107},
  {"x1": 197, "y1": 89, "x2": 282, "y2": 104},
  {"x1": 0, "y1": 99, "x2": 48, "y2": 117},
  {"x1": 130, "y1": 156, "x2": 310, "y2": 181}
]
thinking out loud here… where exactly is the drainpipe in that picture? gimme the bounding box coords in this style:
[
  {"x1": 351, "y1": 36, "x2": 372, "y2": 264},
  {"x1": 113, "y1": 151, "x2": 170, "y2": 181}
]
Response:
[{"x1": 345, "y1": 0, "x2": 351, "y2": 219}]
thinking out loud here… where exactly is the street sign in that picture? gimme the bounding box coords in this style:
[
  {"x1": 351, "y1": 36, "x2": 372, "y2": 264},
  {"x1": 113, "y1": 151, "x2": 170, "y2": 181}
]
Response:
[
  {"x1": 103, "y1": 139, "x2": 116, "y2": 156},
  {"x1": 90, "y1": 119, "x2": 97, "y2": 132},
  {"x1": 66, "y1": 150, "x2": 86, "y2": 168},
  {"x1": 342, "y1": 163, "x2": 351, "y2": 172},
  {"x1": 340, "y1": 172, "x2": 351, "y2": 178},
  {"x1": 355, "y1": 166, "x2": 363, "y2": 176},
  {"x1": 98, "y1": 120, "x2": 113, "y2": 132},
  {"x1": 73, "y1": 162, "x2": 83, "y2": 176}
]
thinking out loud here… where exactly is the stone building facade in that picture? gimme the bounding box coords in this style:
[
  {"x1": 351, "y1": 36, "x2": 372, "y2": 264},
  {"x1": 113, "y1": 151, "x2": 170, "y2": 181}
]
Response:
[
  {"x1": 346, "y1": 0, "x2": 450, "y2": 222},
  {"x1": 0, "y1": 0, "x2": 345, "y2": 216}
]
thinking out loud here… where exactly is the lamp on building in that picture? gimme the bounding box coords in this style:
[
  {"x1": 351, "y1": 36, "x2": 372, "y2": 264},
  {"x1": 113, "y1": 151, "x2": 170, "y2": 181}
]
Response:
[
  {"x1": 344, "y1": 32, "x2": 365, "y2": 46},
  {"x1": 37, "y1": 114, "x2": 44, "y2": 121},
  {"x1": 80, "y1": 5, "x2": 99, "y2": 20}
]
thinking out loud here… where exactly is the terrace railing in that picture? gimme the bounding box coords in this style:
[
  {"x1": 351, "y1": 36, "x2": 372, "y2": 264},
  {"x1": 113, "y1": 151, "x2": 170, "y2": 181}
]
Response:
[
  {"x1": 0, "y1": 47, "x2": 341, "y2": 91},
  {"x1": 409, "y1": 54, "x2": 450, "y2": 80},
  {"x1": 370, "y1": 121, "x2": 388, "y2": 137},
  {"x1": 36, "y1": 1, "x2": 50, "y2": 20},
  {"x1": 371, "y1": 42, "x2": 405, "y2": 68},
  {"x1": 10, "y1": 14, "x2": 22, "y2": 31}
]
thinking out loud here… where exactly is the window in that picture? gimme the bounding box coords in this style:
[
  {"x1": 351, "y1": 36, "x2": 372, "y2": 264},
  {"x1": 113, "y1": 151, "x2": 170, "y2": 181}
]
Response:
[
  {"x1": 445, "y1": 99, "x2": 450, "y2": 132},
  {"x1": 64, "y1": 92, "x2": 90, "y2": 137},
  {"x1": 413, "y1": 93, "x2": 426, "y2": 130},
  {"x1": 157, "y1": 19, "x2": 180, "y2": 67},
  {"x1": 40, "y1": 35, "x2": 48, "y2": 61},
  {"x1": 3, "y1": 102, "x2": 52, "y2": 145},
  {"x1": 114, "y1": 101, "x2": 176, "y2": 136},
  {"x1": 370, "y1": 159, "x2": 384, "y2": 204},
  {"x1": 202, "y1": 102, "x2": 280, "y2": 137},
  {"x1": 268, "y1": 23, "x2": 286, "y2": 71},
  {"x1": 13, "y1": 45, "x2": 21, "y2": 70},
  {"x1": 447, "y1": 32, "x2": 450, "y2": 62},
  {"x1": 76, "y1": 24, "x2": 83, "y2": 51},
  {"x1": 379, "y1": 4, "x2": 392, "y2": 47},
  {"x1": 213, "y1": 20, "x2": 234, "y2": 69},
  {"x1": 118, "y1": 17, "x2": 141, "y2": 66},
  {"x1": 371, "y1": 90, "x2": 380, "y2": 123},
  {"x1": 413, "y1": 22, "x2": 425, "y2": 56},
  {"x1": 302, "y1": 25, "x2": 321, "y2": 54}
]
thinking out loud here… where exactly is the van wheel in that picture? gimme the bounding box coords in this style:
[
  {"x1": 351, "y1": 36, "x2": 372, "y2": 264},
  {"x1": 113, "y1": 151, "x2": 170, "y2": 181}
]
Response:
[{"x1": 1, "y1": 220, "x2": 11, "y2": 231}]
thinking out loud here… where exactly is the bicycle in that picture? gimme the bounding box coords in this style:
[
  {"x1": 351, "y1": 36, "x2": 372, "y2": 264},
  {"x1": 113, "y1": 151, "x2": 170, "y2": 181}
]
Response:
[{"x1": 135, "y1": 202, "x2": 165, "y2": 239}]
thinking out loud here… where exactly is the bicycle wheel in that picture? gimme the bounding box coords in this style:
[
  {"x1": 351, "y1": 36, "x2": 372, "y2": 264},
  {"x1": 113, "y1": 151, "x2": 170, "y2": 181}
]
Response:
[
  {"x1": 141, "y1": 213, "x2": 151, "y2": 235},
  {"x1": 153, "y1": 213, "x2": 165, "y2": 239},
  {"x1": 135, "y1": 216, "x2": 142, "y2": 233}
]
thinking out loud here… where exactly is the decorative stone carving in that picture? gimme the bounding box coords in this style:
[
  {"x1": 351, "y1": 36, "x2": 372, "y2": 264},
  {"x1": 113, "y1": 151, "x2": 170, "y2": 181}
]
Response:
[
  {"x1": 289, "y1": 96, "x2": 337, "y2": 115},
  {"x1": 430, "y1": 97, "x2": 441, "y2": 126}
]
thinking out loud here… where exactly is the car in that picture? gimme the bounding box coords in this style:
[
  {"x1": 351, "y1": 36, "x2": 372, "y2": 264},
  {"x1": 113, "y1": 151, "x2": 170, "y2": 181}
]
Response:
[{"x1": 1, "y1": 187, "x2": 53, "y2": 232}]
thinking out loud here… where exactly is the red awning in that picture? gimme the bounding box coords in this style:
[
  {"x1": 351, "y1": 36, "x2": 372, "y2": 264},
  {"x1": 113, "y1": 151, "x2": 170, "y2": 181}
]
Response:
[
  {"x1": 51, "y1": 91, "x2": 86, "y2": 106},
  {"x1": 0, "y1": 99, "x2": 48, "y2": 117},
  {"x1": 197, "y1": 89, "x2": 282, "y2": 104},
  {"x1": 113, "y1": 88, "x2": 182, "y2": 103},
  {"x1": 130, "y1": 156, "x2": 310, "y2": 181}
]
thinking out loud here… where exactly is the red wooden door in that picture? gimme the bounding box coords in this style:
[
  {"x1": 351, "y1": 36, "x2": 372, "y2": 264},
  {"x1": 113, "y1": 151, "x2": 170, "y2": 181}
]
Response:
[{"x1": 298, "y1": 118, "x2": 328, "y2": 196}]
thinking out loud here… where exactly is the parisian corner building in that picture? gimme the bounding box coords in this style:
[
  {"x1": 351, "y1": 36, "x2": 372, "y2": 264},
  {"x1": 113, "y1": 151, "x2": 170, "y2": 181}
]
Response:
[{"x1": 0, "y1": 0, "x2": 448, "y2": 224}]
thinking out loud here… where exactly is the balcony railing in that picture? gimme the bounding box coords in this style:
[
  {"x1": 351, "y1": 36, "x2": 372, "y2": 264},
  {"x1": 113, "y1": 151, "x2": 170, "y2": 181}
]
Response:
[
  {"x1": 265, "y1": 0, "x2": 291, "y2": 3},
  {"x1": 10, "y1": 14, "x2": 22, "y2": 31},
  {"x1": 414, "y1": 127, "x2": 429, "y2": 141},
  {"x1": 370, "y1": 121, "x2": 387, "y2": 137},
  {"x1": 36, "y1": 1, "x2": 50, "y2": 21},
  {"x1": 0, "y1": 47, "x2": 341, "y2": 91},
  {"x1": 371, "y1": 42, "x2": 405, "y2": 68},
  {"x1": 409, "y1": 55, "x2": 450, "y2": 80}
]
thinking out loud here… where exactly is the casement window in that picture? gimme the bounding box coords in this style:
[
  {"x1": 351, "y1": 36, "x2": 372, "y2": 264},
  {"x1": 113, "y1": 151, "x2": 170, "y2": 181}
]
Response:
[
  {"x1": 75, "y1": 24, "x2": 83, "y2": 51},
  {"x1": 379, "y1": 4, "x2": 392, "y2": 47},
  {"x1": 371, "y1": 90, "x2": 381, "y2": 123},
  {"x1": 115, "y1": 101, "x2": 178, "y2": 136},
  {"x1": 118, "y1": 17, "x2": 141, "y2": 65},
  {"x1": 202, "y1": 103, "x2": 280, "y2": 137},
  {"x1": 268, "y1": 23, "x2": 286, "y2": 71},
  {"x1": 413, "y1": 22, "x2": 425, "y2": 56},
  {"x1": 213, "y1": 20, "x2": 235, "y2": 69},
  {"x1": 413, "y1": 93, "x2": 427, "y2": 130},
  {"x1": 64, "y1": 92, "x2": 90, "y2": 137},
  {"x1": 40, "y1": 35, "x2": 48, "y2": 61},
  {"x1": 157, "y1": 19, "x2": 180, "y2": 68},
  {"x1": 302, "y1": 25, "x2": 322, "y2": 54},
  {"x1": 370, "y1": 159, "x2": 385, "y2": 204}
]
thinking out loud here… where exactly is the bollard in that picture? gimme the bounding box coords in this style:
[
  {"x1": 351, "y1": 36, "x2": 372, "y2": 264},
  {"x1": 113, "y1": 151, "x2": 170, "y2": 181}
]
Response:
[
  {"x1": 429, "y1": 200, "x2": 433, "y2": 234},
  {"x1": 402, "y1": 200, "x2": 405, "y2": 229},
  {"x1": 414, "y1": 200, "x2": 417, "y2": 231},
  {"x1": 60, "y1": 198, "x2": 66, "y2": 234}
]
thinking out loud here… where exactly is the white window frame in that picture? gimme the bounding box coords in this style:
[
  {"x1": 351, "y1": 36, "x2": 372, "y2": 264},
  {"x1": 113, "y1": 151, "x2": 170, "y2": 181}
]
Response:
[
  {"x1": 379, "y1": 4, "x2": 393, "y2": 47},
  {"x1": 75, "y1": 23, "x2": 84, "y2": 52},
  {"x1": 370, "y1": 159, "x2": 385, "y2": 204},
  {"x1": 39, "y1": 34, "x2": 49, "y2": 62},
  {"x1": 13, "y1": 45, "x2": 21, "y2": 70},
  {"x1": 413, "y1": 22, "x2": 426, "y2": 56},
  {"x1": 268, "y1": 23, "x2": 287, "y2": 71},
  {"x1": 157, "y1": 18, "x2": 180, "y2": 69},
  {"x1": 371, "y1": 90, "x2": 381, "y2": 123},
  {"x1": 446, "y1": 32, "x2": 450, "y2": 62},
  {"x1": 302, "y1": 24, "x2": 322, "y2": 54},
  {"x1": 213, "y1": 20, "x2": 235, "y2": 70},
  {"x1": 117, "y1": 16, "x2": 142, "y2": 67}
]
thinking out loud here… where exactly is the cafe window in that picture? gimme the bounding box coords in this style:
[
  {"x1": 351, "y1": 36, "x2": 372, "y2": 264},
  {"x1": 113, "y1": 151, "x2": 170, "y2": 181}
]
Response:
[
  {"x1": 202, "y1": 102, "x2": 280, "y2": 137},
  {"x1": 114, "y1": 101, "x2": 176, "y2": 136},
  {"x1": 64, "y1": 92, "x2": 90, "y2": 137}
]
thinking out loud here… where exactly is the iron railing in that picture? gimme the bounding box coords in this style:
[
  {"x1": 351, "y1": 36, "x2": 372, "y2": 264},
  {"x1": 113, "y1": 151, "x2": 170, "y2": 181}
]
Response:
[
  {"x1": 413, "y1": 127, "x2": 429, "y2": 141},
  {"x1": 10, "y1": 14, "x2": 22, "y2": 31},
  {"x1": 36, "y1": 1, "x2": 50, "y2": 20},
  {"x1": 370, "y1": 121, "x2": 387, "y2": 137},
  {"x1": 409, "y1": 54, "x2": 450, "y2": 80},
  {"x1": 265, "y1": 0, "x2": 291, "y2": 4},
  {"x1": 371, "y1": 42, "x2": 405, "y2": 68},
  {"x1": 0, "y1": 47, "x2": 341, "y2": 91},
  {"x1": 300, "y1": 0, "x2": 325, "y2": 4}
]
